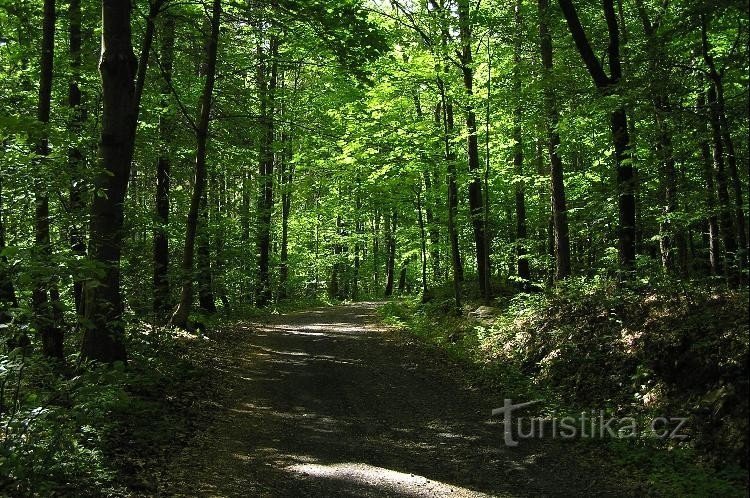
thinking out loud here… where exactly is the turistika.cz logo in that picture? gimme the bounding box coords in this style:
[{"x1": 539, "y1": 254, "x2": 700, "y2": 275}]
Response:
[{"x1": 491, "y1": 399, "x2": 689, "y2": 447}]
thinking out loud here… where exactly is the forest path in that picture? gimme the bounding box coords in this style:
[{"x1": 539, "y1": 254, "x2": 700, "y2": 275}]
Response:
[{"x1": 161, "y1": 303, "x2": 633, "y2": 497}]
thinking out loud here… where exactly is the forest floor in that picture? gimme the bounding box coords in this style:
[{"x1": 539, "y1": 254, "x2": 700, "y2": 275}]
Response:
[{"x1": 155, "y1": 302, "x2": 644, "y2": 497}]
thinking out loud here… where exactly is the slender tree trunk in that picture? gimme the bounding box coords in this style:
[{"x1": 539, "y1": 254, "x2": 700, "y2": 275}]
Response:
[
  {"x1": 373, "y1": 211, "x2": 380, "y2": 289},
  {"x1": 513, "y1": 0, "x2": 530, "y2": 282},
  {"x1": 170, "y1": 0, "x2": 221, "y2": 328},
  {"x1": 82, "y1": 0, "x2": 138, "y2": 362},
  {"x1": 153, "y1": 12, "x2": 175, "y2": 317},
  {"x1": 33, "y1": 0, "x2": 63, "y2": 359},
  {"x1": 68, "y1": 0, "x2": 86, "y2": 316},
  {"x1": 417, "y1": 186, "x2": 428, "y2": 299},
  {"x1": 706, "y1": 84, "x2": 737, "y2": 270},
  {"x1": 438, "y1": 83, "x2": 463, "y2": 312},
  {"x1": 700, "y1": 127, "x2": 721, "y2": 276},
  {"x1": 457, "y1": 0, "x2": 489, "y2": 297},
  {"x1": 539, "y1": 0, "x2": 571, "y2": 280},
  {"x1": 424, "y1": 170, "x2": 441, "y2": 281},
  {"x1": 279, "y1": 125, "x2": 294, "y2": 299},
  {"x1": 414, "y1": 93, "x2": 441, "y2": 282},
  {"x1": 385, "y1": 211, "x2": 397, "y2": 297},
  {"x1": 255, "y1": 33, "x2": 278, "y2": 307}
]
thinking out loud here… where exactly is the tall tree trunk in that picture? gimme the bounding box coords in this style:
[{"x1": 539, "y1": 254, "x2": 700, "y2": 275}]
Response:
[
  {"x1": 384, "y1": 211, "x2": 397, "y2": 297},
  {"x1": 457, "y1": 0, "x2": 489, "y2": 297},
  {"x1": 424, "y1": 170, "x2": 441, "y2": 281},
  {"x1": 414, "y1": 93, "x2": 441, "y2": 282},
  {"x1": 153, "y1": 12, "x2": 175, "y2": 317},
  {"x1": 699, "y1": 93, "x2": 720, "y2": 275},
  {"x1": 279, "y1": 125, "x2": 294, "y2": 299},
  {"x1": 538, "y1": 0, "x2": 571, "y2": 280},
  {"x1": 634, "y1": 0, "x2": 686, "y2": 274},
  {"x1": 170, "y1": 0, "x2": 221, "y2": 328},
  {"x1": 558, "y1": 0, "x2": 636, "y2": 272},
  {"x1": 68, "y1": 0, "x2": 86, "y2": 316},
  {"x1": 34, "y1": 0, "x2": 63, "y2": 359},
  {"x1": 706, "y1": 84, "x2": 737, "y2": 270},
  {"x1": 81, "y1": 0, "x2": 138, "y2": 362},
  {"x1": 373, "y1": 211, "x2": 380, "y2": 289},
  {"x1": 255, "y1": 33, "x2": 278, "y2": 307},
  {"x1": 197, "y1": 191, "x2": 216, "y2": 313},
  {"x1": 417, "y1": 186, "x2": 428, "y2": 299},
  {"x1": 438, "y1": 83, "x2": 463, "y2": 312},
  {"x1": 513, "y1": 0, "x2": 530, "y2": 282}
]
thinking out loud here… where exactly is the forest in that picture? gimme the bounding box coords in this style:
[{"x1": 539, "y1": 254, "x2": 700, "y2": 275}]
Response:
[{"x1": 0, "y1": 0, "x2": 748, "y2": 495}]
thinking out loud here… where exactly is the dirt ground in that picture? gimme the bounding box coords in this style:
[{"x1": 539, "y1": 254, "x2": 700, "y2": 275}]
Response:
[{"x1": 159, "y1": 303, "x2": 640, "y2": 497}]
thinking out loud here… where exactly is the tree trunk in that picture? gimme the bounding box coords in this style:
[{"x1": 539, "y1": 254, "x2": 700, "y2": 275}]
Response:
[
  {"x1": 32, "y1": 0, "x2": 63, "y2": 359},
  {"x1": 513, "y1": 0, "x2": 530, "y2": 283},
  {"x1": 384, "y1": 211, "x2": 397, "y2": 297},
  {"x1": 424, "y1": 170, "x2": 441, "y2": 281},
  {"x1": 699, "y1": 114, "x2": 720, "y2": 275},
  {"x1": 373, "y1": 211, "x2": 380, "y2": 289},
  {"x1": 170, "y1": 0, "x2": 221, "y2": 328},
  {"x1": 457, "y1": 0, "x2": 489, "y2": 297},
  {"x1": 153, "y1": 12, "x2": 175, "y2": 317},
  {"x1": 438, "y1": 84, "x2": 463, "y2": 312},
  {"x1": 538, "y1": 0, "x2": 571, "y2": 280},
  {"x1": 255, "y1": 33, "x2": 278, "y2": 307},
  {"x1": 706, "y1": 84, "x2": 737, "y2": 270},
  {"x1": 279, "y1": 125, "x2": 294, "y2": 299},
  {"x1": 81, "y1": 0, "x2": 138, "y2": 362},
  {"x1": 558, "y1": 0, "x2": 636, "y2": 272},
  {"x1": 68, "y1": 0, "x2": 86, "y2": 316},
  {"x1": 417, "y1": 186, "x2": 428, "y2": 299},
  {"x1": 197, "y1": 191, "x2": 216, "y2": 313}
]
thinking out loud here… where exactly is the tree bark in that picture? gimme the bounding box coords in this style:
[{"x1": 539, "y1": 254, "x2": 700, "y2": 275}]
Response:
[
  {"x1": 417, "y1": 186, "x2": 428, "y2": 299},
  {"x1": 81, "y1": 0, "x2": 138, "y2": 362},
  {"x1": 438, "y1": 83, "x2": 463, "y2": 312},
  {"x1": 170, "y1": 0, "x2": 221, "y2": 328},
  {"x1": 68, "y1": 0, "x2": 86, "y2": 316},
  {"x1": 558, "y1": 0, "x2": 636, "y2": 272},
  {"x1": 153, "y1": 12, "x2": 175, "y2": 317},
  {"x1": 457, "y1": 0, "x2": 489, "y2": 297},
  {"x1": 706, "y1": 84, "x2": 737, "y2": 270},
  {"x1": 384, "y1": 211, "x2": 397, "y2": 297},
  {"x1": 255, "y1": 32, "x2": 279, "y2": 307},
  {"x1": 698, "y1": 91, "x2": 721, "y2": 275},
  {"x1": 197, "y1": 191, "x2": 216, "y2": 313},
  {"x1": 513, "y1": 0, "x2": 530, "y2": 283},
  {"x1": 538, "y1": 0, "x2": 571, "y2": 280},
  {"x1": 33, "y1": 0, "x2": 63, "y2": 359}
]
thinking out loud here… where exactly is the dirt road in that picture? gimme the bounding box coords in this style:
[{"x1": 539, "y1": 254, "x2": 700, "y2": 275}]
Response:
[{"x1": 162, "y1": 303, "x2": 634, "y2": 497}]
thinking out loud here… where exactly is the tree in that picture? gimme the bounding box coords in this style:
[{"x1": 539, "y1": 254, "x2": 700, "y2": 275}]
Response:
[
  {"x1": 171, "y1": 0, "x2": 222, "y2": 329},
  {"x1": 557, "y1": 0, "x2": 636, "y2": 272},
  {"x1": 81, "y1": 0, "x2": 138, "y2": 362},
  {"x1": 538, "y1": 0, "x2": 570, "y2": 280}
]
